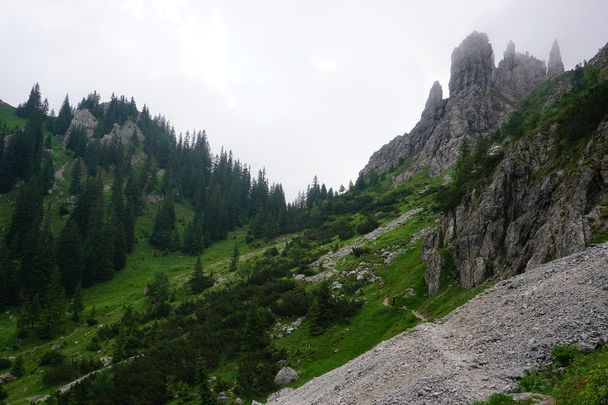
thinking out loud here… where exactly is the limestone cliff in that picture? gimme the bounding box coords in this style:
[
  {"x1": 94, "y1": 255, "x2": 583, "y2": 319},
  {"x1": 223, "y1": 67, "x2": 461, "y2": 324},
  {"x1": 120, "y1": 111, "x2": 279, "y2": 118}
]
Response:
[{"x1": 424, "y1": 44, "x2": 608, "y2": 294}]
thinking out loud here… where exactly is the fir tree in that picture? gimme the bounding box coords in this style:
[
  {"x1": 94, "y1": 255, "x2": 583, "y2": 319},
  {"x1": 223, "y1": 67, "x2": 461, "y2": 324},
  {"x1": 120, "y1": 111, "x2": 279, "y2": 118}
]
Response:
[
  {"x1": 71, "y1": 283, "x2": 84, "y2": 321},
  {"x1": 196, "y1": 359, "x2": 214, "y2": 405},
  {"x1": 56, "y1": 219, "x2": 84, "y2": 295},
  {"x1": 41, "y1": 153, "x2": 55, "y2": 194},
  {"x1": 229, "y1": 243, "x2": 239, "y2": 272},
  {"x1": 69, "y1": 159, "x2": 82, "y2": 195},
  {"x1": 150, "y1": 196, "x2": 178, "y2": 250},
  {"x1": 123, "y1": 203, "x2": 136, "y2": 253},
  {"x1": 54, "y1": 94, "x2": 73, "y2": 135},
  {"x1": 38, "y1": 265, "x2": 66, "y2": 338},
  {"x1": 190, "y1": 256, "x2": 212, "y2": 294}
]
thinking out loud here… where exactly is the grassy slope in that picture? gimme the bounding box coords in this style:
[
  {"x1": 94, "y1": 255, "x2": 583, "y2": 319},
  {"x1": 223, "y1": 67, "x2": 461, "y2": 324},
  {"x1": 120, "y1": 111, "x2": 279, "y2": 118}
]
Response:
[{"x1": 271, "y1": 172, "x2": 488, "y2": 395}]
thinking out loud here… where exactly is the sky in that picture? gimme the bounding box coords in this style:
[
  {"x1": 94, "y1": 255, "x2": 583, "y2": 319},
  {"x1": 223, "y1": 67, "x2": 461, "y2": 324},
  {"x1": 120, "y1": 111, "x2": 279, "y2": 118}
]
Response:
[{"x1": 1, "y1": 0, "x2": 607, "y2": 200}]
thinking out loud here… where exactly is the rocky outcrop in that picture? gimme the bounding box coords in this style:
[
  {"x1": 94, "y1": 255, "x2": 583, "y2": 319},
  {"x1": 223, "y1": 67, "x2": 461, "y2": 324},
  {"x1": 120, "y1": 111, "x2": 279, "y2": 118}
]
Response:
[
  {"x1": 64, "y1": 109, "x2": 144, "y2": 148},
  {"x1": 547, "y1": 40, "x2": 565, "y2": 76},
  {"x1": 65, "y1": 108, "x2": 97, "y2": 142},
  {"x1": 362, "y1": 32, "x2": 564, "y2": 180},
  {"x1": 100, "y1": 120, "x2": 144, "y2": 146},
  {"x1": 424, "y1": 113, "x2": 608, "y2": 295},
  {"x1": 267, "y1": 244, "x2": 608, "y2": 404},
  {"x1": 589, "y1": 42, "x2": 608, "y2": 70},
  {"x1": 494, "y1": 41, "x2": 548, "y2": 100}
]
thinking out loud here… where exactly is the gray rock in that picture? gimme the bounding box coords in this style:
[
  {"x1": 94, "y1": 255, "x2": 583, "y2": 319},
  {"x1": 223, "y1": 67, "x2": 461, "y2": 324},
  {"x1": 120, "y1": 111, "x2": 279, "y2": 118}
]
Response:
[
  {"x1": 216, "y1": 392, "x2": 230, "y2": 403},
  {"x1": 65, "y1": 108, "x2": 97, "y2": 142},
  {"x1": 52, "y1": 342, "x2": 63, "y2": 350},
  {"x1": 0, "y1": 373, "x2": 16, "y2": 384},
  {"x1": 252, "y1": 401, "x2": 264, "y2": 405},
  {"x1": 274, "y1": 367, "x2": 299, "y2": 386},
  {"x1": 547, "y1": 39, "x2": 565, "y2": 76}
]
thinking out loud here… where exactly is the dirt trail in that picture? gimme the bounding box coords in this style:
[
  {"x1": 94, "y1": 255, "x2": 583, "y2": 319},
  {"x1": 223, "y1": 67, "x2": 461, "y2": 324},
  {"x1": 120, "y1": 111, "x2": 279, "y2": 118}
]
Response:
[{"x1": 268, "y1": 243, "x2": 608, "y2": 404}]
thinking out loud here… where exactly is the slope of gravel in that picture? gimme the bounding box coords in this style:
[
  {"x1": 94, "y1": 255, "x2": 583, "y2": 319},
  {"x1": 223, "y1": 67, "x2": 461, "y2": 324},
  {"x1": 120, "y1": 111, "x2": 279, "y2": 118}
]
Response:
[{"x1": 268, "y1": 243, "x2": 608, "y2": 404}]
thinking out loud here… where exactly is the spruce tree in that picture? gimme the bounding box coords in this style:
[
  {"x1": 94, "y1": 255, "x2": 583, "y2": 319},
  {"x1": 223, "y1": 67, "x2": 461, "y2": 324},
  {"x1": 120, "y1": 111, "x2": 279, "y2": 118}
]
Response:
[
  {"x1": 54, "y1": 94, "x2": 73, "y2": 135},
  {"x1": 196, "y1": 359, "x2": 214, "y2": 405},
  {"x1": 71, "y1": 283, "x2": 84, "y2": 321},
  {"x1": 38, "y1": 265, "x2": 66, "y2": 338},
  {"x1": 5, "y1": 176, "x2": 43, "y2": 257},
  {"x1": 150, "y1": 196, "x2": 177, "y2": 250},
  {"x1": 190, "y1": 256, "x2": 212, "y2": 294},
  {"x1": 69, "y1": 159, "x2": 82, "y2": 196},
  {"x1": 41, "y1": 153, "x2": 55, "y2": 194},
  {"x1": 123, "y1": 203, "x2": 136, "y2": 253},
  {"x1": 56, "y1": 219, "x2": 84, "y2": 295},
  {"x1": 229, "y1": 243, "x2": 240, "y2": 272}
]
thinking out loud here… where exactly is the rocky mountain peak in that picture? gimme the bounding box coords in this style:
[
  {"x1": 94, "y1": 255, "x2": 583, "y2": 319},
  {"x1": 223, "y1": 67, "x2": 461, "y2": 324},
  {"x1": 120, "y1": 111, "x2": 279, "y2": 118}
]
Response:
[
  {"x1": 448, "y1": 31, "x2": 495, "y2": 95},
  {"x1": 547, "y1": 39, "x2": 565, "y2": 76},
  {"x1": 423, "y1": 81, "x2": 443, "y2": 113},
  {"x1": 504, "y1": 40, "x2": 516, "y2": 59}
]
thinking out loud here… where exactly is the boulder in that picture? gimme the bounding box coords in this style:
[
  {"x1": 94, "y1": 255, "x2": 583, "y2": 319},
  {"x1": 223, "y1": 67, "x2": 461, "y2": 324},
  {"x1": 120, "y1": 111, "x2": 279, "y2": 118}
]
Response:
[
  {"x1": 0, "y1": 373, "x2": 16, "y2": 384},
  {"x1": 274, "y1": 367, "x2": 299, "y2": 386}
]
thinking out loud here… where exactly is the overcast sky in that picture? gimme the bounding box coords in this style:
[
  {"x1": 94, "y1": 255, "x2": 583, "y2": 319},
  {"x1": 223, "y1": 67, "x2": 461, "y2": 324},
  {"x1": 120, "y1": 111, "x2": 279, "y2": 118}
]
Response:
[{"x1": 1, "y1": 1, "x2": 606, "y2": 199}]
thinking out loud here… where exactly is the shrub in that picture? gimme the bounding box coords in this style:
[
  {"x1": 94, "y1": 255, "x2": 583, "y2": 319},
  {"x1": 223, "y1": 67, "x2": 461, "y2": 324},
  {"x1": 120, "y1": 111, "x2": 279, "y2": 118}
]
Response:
[
  {"x1": 11, "y1": 356, "x2": 24, "y2": 377},
  {"x1": 356, "y1": 216, "x2": 379, "y2": 235},
  {"x1": 351, "y1": 246, "x2": 370, "y2": 257},
  {"x1": 552, "y1": 344, "x2": 580, "y2": 367},
  {"x1": 0, "y1": 358, "x2": 11, "y2": 369},
  {"x1": 271, "y1": 288, "x2": 312, "y2": 317},
  {"x1": 581, "y1": 365, "x2": 608, "y2": 404},
  {"x1": 39, "y1": 350, "x2": 66, "y2": 366}
]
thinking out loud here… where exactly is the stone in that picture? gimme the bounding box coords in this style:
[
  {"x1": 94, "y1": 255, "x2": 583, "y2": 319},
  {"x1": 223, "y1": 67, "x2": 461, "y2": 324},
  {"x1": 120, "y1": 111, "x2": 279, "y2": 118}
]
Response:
[
  {"x1": 252, "y1": 401, "x2": 264, "y2": 405},
  {"x1": 274, "y1": 367, "x2": 299, "y2": 386},
  {"x1": 234, "y1": 398, "x2": 243, "y2": 405},
  {"x1": 0, "y1": 373, "x2": 16, "y2": 384},
  {"x1": 100, "y1": 356, "x2": 113, "y2": 367},
  {"x1": 216, "y1": 392, "x2": 230, "y2": 403},
  {"x1": 449, "y1": 31, "x2": 495, "y2": 95},
  {"x1": 52, "y1": 342, "x2": 63, "y2": 350},
  {"x1": 64, "y1": 108, "x2": 97, "y2": 142},
  {"x1": 547, "y1": 39, "x2": 565, "y2": 76}
]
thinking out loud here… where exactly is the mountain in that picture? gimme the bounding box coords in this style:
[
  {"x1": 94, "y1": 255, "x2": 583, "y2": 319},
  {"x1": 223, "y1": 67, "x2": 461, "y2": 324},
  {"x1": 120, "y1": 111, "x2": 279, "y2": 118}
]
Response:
[{"x1": 362, "y1": 32, "x2": 563, "y2": 182}]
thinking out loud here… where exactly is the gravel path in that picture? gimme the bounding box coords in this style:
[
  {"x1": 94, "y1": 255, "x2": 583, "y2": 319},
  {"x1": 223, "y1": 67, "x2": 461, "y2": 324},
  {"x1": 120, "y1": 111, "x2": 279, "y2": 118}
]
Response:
[{"x1": 268, "y1": 243, "x2": 608, "y2": 404}]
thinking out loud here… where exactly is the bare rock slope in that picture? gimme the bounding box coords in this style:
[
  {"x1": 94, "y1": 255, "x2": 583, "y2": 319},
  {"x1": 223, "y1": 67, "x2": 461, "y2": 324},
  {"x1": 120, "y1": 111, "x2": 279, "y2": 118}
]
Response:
[{"x1": 268, "y1": 243, "x2": 608, "y2": 404}]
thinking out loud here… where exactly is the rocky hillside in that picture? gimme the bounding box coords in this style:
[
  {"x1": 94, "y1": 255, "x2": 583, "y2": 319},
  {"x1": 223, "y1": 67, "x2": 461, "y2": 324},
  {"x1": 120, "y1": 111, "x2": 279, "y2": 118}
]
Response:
[
  {"x1": 267, "y1": 243, "x2": 608, "y2": 404},
  {"x1": 362, "y1": 32, "x2": 564, "y2": 181},
  {"x1": 424, "y1": 41, "x2": 608, "y2": 294}
]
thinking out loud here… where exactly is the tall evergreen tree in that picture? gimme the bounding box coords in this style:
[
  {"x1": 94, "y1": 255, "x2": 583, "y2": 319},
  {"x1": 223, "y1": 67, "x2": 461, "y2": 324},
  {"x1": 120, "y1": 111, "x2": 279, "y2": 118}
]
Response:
[
  {"x1": 196, "y1": 360, "x2": 214, "y2": 405},
  {"x1": 70, "y1": 283, "x2": 84, "y2": 321},
  {"x1": 150, "y1": 196, "x2": 178, "y2": 250},
  {"x1": 229, "y1": 243, "x2": 239, "y2": 272},
  {"x1": 54, "y1": 94, "x2": 74, "y2": 135},
  {"x1": 41, "y1": 153, "x2": 55, "y2": 194},
  {"x1": 69, "y1": 159, "x2": 82, "y2": 195},
  {"x1": 56, "y1": 219, "x2": 84, "y2": 295},
  {"x1": 190, "y1": 256, "x2": 212, "y2": 294}
]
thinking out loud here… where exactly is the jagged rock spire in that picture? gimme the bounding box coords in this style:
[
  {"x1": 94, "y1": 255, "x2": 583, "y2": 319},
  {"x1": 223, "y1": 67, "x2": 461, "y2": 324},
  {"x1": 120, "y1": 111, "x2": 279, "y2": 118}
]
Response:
[
  {"x1": 449, "y1": 31, "x2": 495, "y2": 95},
  {"x1": 424, "y1": 81, "x2": 443, "y2": 111},
  {"x1": 504, "y1": 40, "x2": 516, "y2": 59},
  {"x1": 547, "y1": 39, "x2": 564, "y2": 76}
]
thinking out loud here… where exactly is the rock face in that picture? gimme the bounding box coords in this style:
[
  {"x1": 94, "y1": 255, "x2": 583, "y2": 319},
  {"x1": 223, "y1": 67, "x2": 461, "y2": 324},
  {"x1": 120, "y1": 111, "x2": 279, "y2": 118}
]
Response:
[
  {"x1": 547, "y1": 40, "x2": 565, "y2": 76},
  {"x1": 64, "y1": 109, "x2": 144, "y2": 148},
  {"x1": 267, "y1": 244, "x2": 608, "y2": 404},
  {"x1": 65, "y1": 108, "x2": 98, "y2": 142},
  {"x1": 425, "y1": 116, "x2": 608, "y2": 294},
  {"x1": 362, "y1": 32, "x2": 562, "y2": 180},
  {"x1": 274, "y1": 367, "x2": 300, "y2": 386},
  {"x1": 100, "y1": 120, "x2": 144, "y2": 146}
]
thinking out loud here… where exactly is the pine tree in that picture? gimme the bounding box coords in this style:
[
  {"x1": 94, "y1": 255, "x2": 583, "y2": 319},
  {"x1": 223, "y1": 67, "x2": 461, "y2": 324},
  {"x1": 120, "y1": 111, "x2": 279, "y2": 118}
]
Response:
[
  {"x1": 196, "y1": 359, "x2": 214, "y2": 405},
  {"x1": 54, "y1": 94, "x2": 73, "y2": 135},
  {"x1": 123, "y1": 203, "x2": 136, "y2": 253},
  {"x1": 38, "y1": 265, "x2": 66, "y2": 338},
  {"x1": 5, "y1": 176, "x2": 43, "y2": 257},
  {"x1": 229, "y1": 243, "x2": 239, "y2": 272},
  {"x1": 41, "y1": 153, "x2": 55, "y2": 194},
  {"x1": 69, "y1": 159, "x2": 82, "y2": 195},
  {"x1": 56, "y1": 219, "x2": 84, "y2": 295},
  {"x1": 150, "y1": 196, "x2": 177, "y2": 250},
  {"x1": 71, "y1": 283, "x2": 84, "y2": 321},
  {"x1": 147, "y1": 272, "x2": 170, "y2": 318},
  {"x1": 190, "y1": 256, "x2": 212, "y2": 294}
]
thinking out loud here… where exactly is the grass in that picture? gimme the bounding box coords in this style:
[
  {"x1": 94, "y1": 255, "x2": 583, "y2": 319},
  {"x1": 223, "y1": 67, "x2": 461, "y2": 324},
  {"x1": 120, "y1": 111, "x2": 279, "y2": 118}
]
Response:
[{"x1": 474, "y1": 344, "x2": 608, "y2": 404}]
